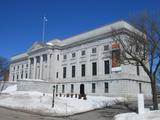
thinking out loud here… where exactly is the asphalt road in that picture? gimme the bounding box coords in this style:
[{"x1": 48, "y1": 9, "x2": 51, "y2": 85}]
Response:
[{"x1": 0, "y1": 104, "x2": 131, "y2": 120}]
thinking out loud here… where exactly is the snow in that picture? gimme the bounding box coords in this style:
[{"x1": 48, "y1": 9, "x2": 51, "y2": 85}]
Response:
[
  {"x1": 0, "y1": 85, "x2": 125, "y2": 116},
  {"x1": 1, "y1": 85, "x2": 17, "y2": 93},
  {"x1": 114, "y1": 110, "x2": 160, "y2": 120}
]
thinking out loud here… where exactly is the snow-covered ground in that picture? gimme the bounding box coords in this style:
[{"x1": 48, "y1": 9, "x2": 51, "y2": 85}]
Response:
[
  {"x1": 0, "y1": 85, "x2": 124, "y2": 116},
  {"x1": 114, "y1": 110, "x2": 160, "y2": 120}
]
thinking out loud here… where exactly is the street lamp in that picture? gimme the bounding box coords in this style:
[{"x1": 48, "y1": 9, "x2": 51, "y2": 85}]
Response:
[{"x1": 52, "y1": 85, "x2": 55, "y2": 108}]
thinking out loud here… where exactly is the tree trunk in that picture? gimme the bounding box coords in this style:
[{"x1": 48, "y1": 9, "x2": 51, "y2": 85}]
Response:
[{"x1": 151, "y1": 77, "x2": 158, "y2": 110}]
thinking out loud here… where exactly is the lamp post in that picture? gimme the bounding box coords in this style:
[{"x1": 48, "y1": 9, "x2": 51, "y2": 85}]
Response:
[{"x1": 52, "y1": 85, "x2": 55, "y2": 108}]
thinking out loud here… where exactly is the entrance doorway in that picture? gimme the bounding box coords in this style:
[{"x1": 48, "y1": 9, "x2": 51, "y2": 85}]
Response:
[{"x1": 80, "y1": 84, "x2": 85, "y2": 95}]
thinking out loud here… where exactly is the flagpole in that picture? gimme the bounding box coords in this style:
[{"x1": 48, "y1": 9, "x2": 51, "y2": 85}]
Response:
[{"x1": 42, "y1": 16, "x2": 47, "y2": 42}]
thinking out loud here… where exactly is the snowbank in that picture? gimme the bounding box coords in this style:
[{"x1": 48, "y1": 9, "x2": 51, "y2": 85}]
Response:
[
  {"x1": 0, "y1": 87, "x2": 124, "y2": 116},
  {"x1": 1, "y1": 85, "x2": 17, "y2": 93},
  {"x1": 114, "y1": 110, "x2": 160, "y2": 120}
]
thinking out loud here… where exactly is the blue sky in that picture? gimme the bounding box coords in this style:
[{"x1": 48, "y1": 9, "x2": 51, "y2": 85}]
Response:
[{"x1": 0, "y1": 0, "x2": 160, "y2": 58}]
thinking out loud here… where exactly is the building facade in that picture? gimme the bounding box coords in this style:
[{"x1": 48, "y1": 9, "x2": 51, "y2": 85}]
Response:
[{"x1": 9, "y1": 21, "x2": 151, "y2": 100}]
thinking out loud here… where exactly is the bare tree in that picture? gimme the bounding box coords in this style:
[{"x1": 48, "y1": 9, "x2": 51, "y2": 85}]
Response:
[
  {"x1": 112, "y1": 12, "x2": 160, "y2": 110},
  {"x1": 0, "y1": 56, "x2": 9, "y2": 81}
]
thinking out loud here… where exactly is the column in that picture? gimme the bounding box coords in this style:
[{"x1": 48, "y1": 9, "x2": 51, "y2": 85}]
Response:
[
  {"x1": 47, "y1": 54, "x2": 50, "y2": 81},
  {"x1": 33, "y1": 57, "x2": 36, "y2": 79},
  {"x1": 40, "y1": 55, "x2": 43, "y2": 79},
  {"x1": 27, "y1": 58, "x2": 31, "y2": 79},
  {"x1": 23, "y1": 64, "x2": 26, "y2": 79},
  {"x1": 18, "y1": 65, "x2": 21, "y2": 80}
]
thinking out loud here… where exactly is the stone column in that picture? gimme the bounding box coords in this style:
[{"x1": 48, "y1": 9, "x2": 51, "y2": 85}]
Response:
[
  {"x1": 18, "y1": 65, "x2": 21, "y2": 80},
  {"x1": 47, "y1": 54, "x2": 51, "y2": 81},
  {"x1": 23, "y1": 65, "x2": 26, "y2": 79},
  {"x1": 27, "y1": 58, "x2": 31, "y2": 79},
  {"x1": 33, "y1": 57, "x2": 36, "y2": 79},
  {"x1": 40, "y1": 55, "x2": 43, "y2": 79}
]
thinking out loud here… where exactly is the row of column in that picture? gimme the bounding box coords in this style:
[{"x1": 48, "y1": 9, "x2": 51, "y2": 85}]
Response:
[{"x1": 27, "y1": 54, "x2": 51, "y2": 80}]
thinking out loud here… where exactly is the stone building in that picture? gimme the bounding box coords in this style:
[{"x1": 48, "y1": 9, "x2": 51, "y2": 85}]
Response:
[{"x1": 9, "y1": 21, "x2": 151, "y2": 100}]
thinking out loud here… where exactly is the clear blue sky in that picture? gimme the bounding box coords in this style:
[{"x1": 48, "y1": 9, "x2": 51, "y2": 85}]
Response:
[{"x1": 0, "y1": 0, "x2": 159, "y2": 58}]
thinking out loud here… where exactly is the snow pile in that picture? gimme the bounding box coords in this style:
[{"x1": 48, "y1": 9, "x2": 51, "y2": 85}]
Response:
[
  {"x1": 114, "y1": 110, "x2": 160, "y2": 120},
  {"x1": 1, "y1": 85, "x2": 17, "y2": 93},
  {"x1": 0, "y1": 89, "x2": 124, "y2": 116}
]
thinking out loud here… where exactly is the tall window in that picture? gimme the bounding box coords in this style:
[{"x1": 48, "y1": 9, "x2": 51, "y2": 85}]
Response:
[
  {"x1": 36, "y1": 56, "x2": 40, "y2": 63},
  {"x1": 62, "y1": 85, "x2": 65, "y2": 93},
  {"x1": 104, "y1": 60, "x2": 110, "y2": 74},
  {"x1": 137, "y1": 62, "x2": 140, "y2": 76},
  {"x1": 43, "y1": 54, "x2": 47, "y2": 62},
  {"x1": 72, "y1": 53, "x2": 76, "y2": 58},
  {"x1": 12, "y1": 75, "x2": 14, "y2": 81},
  {"x1": 71, "y1": 84, "x2": 74, "y2": 93},
  {"x1": 25, "y1": 73, "x2": 28, "y2": 78},
  {"x1": 104, "y1": 82, "x2": 109, "y2": 93},
  {"x1": 63, "y1": 55, "x2": 67, "y2": 60},
  {"x1": 56, "y1": 85, "x2": 58, "y2": 93},
  {"x1": 72, "y1": 66, "x2": 75, "y2": 78},
  {"x1": 63, "y1": 67, "x2": 66, "y2": 78},
  {"x1": 92, "y1": 62, "x2": 97, "y2": 76},
  {"x1": 56, "y1": 72, "x2": 58, "y2": 78},
  {"x1": 92, "y1": 48, "x2": 96, "y2": 53},
  {"x1": 81, "y1": 64, "x2": 85, "y2": 77},
  {"x1": 81, "y1": 50, "x2": 86, "y2": 56},
  {"x1": 31, "y1": 58, "x2": 34, "y2": 64},
  {"x1": 92, "y1": 83, "x2": 96, "y2": 93},
  {"x1": 57, "y1": 54, "x2": 59, "y2": 61},
  {"x1": 139, "y1": 83, "x2": 142, "y2": 93}
]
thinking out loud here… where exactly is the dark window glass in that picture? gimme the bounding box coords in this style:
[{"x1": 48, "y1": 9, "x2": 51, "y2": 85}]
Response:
[
  {"x1": 104, "y1": 45, "x2": 109, "y2": 51},
  {"x1": 57, "y1": 55, "x2": 59, "y2": 61},
  {"x1": 17, "y1": 75, "x2": 18, "y2": 79},
  {"x1": 81, "y1": 64, "x2": 85, "y2": 77},
  {"x1": 71, "y1": 84, "x2": 74, "y2": 93},
  {"x1": 56, "y1": 85, "x2": 58, "y2": 93},
  {"x1": 72, "y1": 66, "x2": 75, "y2": 78},
  {"x1": 13, "y1": 75, "x2": 14, "y2": 81},
  {"x1": 43, "y1": 54, "x2": 47, "y2": 62},
  {"x1": 92, "y1": 48, "x2": 96, "y2": 53},
  {"x1": 92, "y1": 62, "x2": 97, "y2": 76},
  {"x1": 63, "y1": 55, "x2": 67, "y2": 60},
  {"x1": 81, "y1": 50, "x2": 86, "y2": 56},
  {"x1": 139, "y1": 83, "x2": 142, "y2": 93},
  {"x1": 31, "y1": 58, "x2": 34, "y2": 64},
  {"x1": 63, "y1": 67, "x2": 66, "y2": 78},
  {"x1": 104, "y1": 60, "x2": 110, "y2": 74},
  {"x1": 137, "y1": 62, "x2": 140, "y2": 76},
  {"x1": 36, "y1": 56, "x2": 40, "y2": 63},
  {"x1": 56, "y1": 72, "x2": 58, "y2": 78},
  {"x1": 92, "y1": 83, "x2": 96, "y2": 93},
  {"x1": 62, "y1": 85, "x2": 65, "y2": 93},
  {"x1": 72, "y1": 53, "x2": 76, "y2": 58},
  {"x1": 104, "y1": 82, "x2": 109, "y2": 93},
  {"x1": 25, "y1": 73, "x2": 28, "y2": 78}
]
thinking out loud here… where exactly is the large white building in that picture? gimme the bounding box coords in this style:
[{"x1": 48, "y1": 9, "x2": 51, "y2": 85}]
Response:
[{"x1": 9, "y1": 21, "x2": 151, "y2": 100}]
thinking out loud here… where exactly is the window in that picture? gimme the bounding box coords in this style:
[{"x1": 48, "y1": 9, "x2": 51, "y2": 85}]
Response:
[
  {"x1": 137, "y1": 62, "x2": 140, "y2": 76},
  {"x1": 13, "y1": 67, "x2": 15, "y2": 70},
  {"x1": 81, "y1": 64, "x2": 85, "y2": 77},
  {"x1": 139, "y1": 83, "x2": 142, "y2": 93},
  {"x1": 63, "y1": 67, "x2": 66, "y2": 78},
  {"x1": 71, "y1": 84, "x2": 74, "y2": 93},
  {"x1": 72, "y1": 53, "x2": 76, "y2": 58},
  {"x1": 22, "y1": 65, "x2": 24, "y2": 68},
  {"x1": 31, "y1": 58, "x2": 34, "y2": 64},
  {"x1": 62, "y1": 85, "x2": 65, "y2": 93},
  {"x1": 21, "y1": 72, "x2": 23, "y2": 79},
  {"x1": 13, "y1": 75, "x2": 14, "y2": 81},
  {"x1": 43, "y1": 54, "x2": 47, "y2": 62},
  {"x1": 56, "y1": 85, "x2": 58, "y2": 93},
  {"x1": 72, "y1": 66, "x2": 75, "y2": 78},
  {"x1": 17, "y1": 75, "x2": 18, "y2": 80},
  {"x1": 57, "y1": 55, "x2": 59, "y2": 61},
  {"x1": 104, "y1": 60, "x2": 110, "y2": 74},
  {"x1": 104, "y1": 45, "x2": 109, "y2": 51},
  {"x1": 56, "y1": 72, "x2": 58, "y2": 78},
  {"x1": 104, "y1": 82, "x2": 109, "y2": 93},
  {"x1": 25, "y1": 73, "x2": 28, "y2": 78},
  {"x1": 81, "y1": 50, "x2": 86, "y2": 56},
  {"x1": 17, "y1": 66, "x2": 19, "y2": 69},
  {"x1": 92, "y1": 83, "x2": 96, "y2": 93},
  {"x1": 63, "y1": 55, "x2": 67, "y2": 60},
  {"x1": 36, "y1": 56, "x2": 40, "y2": 63},
  {"x1": 26, "y1": 64, "x2": 28, "y2": 68},
  {"x1": 92, "y1": 48, "x2": 96, "y2": 53},
  {"x1": 92, "y1": 62, "x2": 97, "y2": 76}
]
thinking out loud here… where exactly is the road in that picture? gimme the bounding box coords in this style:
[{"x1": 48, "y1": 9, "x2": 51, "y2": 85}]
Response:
[{"x1": 0, "y1": 104, "x2": 131, "y2": 120}]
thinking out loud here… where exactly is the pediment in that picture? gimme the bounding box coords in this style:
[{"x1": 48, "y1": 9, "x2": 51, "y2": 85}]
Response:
[{"x1": 27, "y1": 42, "x2": 47, "y2": 52}]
